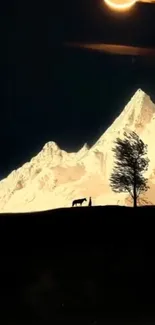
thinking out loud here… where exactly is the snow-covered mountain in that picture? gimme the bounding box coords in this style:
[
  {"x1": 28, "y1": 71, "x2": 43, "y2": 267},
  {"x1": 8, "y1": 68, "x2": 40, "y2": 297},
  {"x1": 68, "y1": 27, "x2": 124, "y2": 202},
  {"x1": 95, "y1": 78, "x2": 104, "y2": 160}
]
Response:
[{"x1": 0, "y1": 88, "x2": 155, "y2": 212}]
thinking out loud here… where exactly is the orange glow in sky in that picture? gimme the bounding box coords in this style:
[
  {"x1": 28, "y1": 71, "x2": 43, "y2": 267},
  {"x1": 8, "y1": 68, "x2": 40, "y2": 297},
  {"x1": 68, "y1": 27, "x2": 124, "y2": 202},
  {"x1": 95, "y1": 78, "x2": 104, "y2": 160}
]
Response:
[{"x1": 104, "y1": 0, "x2": 137, "y2": 10}]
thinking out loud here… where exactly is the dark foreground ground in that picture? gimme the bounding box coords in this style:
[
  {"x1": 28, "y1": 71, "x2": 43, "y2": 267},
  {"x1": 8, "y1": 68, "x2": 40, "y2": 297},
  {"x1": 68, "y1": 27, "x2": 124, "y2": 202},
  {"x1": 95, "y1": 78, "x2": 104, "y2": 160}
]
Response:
[{"x1": 0, "y1": 205, "x2": 155, "y2": 325}]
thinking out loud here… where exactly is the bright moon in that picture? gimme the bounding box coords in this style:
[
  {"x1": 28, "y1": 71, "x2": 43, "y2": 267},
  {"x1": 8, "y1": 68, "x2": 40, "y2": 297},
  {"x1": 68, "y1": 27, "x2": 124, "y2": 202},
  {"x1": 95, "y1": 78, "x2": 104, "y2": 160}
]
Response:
[{"x1": 104, "y1": 0, "x2": 137, "y2": 10}]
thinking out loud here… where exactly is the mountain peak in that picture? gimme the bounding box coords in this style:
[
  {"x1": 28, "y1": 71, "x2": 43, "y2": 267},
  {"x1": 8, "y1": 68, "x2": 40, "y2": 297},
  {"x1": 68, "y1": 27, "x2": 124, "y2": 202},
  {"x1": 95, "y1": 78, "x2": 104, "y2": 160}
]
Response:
[
  {"x1": 129, "y1": 88, "x2": 146, "y2": 105},
  {"x1": 134, "y1": 88, "x2": 145, "y2": 96},
  {"x1": 126, "y1": 89, "x2": 155, "y2": 132},
  {"x1": 43, "y1": 141, "x2": 60, "y2": 152},
  {"x1": 79, "y1": 143, "x2": 89, "y2": 152},
  {"x1": 93, "y1": 89, "x2": 155, "y2": 150}
]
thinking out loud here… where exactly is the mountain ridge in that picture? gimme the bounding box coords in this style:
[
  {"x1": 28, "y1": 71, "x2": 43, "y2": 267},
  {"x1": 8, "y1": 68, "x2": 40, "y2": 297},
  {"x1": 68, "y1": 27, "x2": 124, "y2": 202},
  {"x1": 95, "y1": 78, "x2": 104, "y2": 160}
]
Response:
[{"x1": 0, "y1": 88, "x2": 155, "y2": 212}]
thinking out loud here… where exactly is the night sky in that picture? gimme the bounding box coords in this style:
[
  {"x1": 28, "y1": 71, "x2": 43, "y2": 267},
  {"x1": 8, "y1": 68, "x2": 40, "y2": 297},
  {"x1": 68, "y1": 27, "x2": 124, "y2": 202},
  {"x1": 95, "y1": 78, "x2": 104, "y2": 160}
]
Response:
[{"x1": 2, "y1": 0, "x2": 155, "y2": 178}]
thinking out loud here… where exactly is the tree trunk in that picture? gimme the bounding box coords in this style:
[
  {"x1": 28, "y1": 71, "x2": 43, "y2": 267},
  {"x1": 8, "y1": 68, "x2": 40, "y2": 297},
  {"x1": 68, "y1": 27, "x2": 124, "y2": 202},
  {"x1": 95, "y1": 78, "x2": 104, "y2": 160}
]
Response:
[
  {"x1": 133, "y1": 168, "x2": 137, "y2": 208},
  {"x1": 133, "y1": 185, "x2": 137, "y2": 208}
]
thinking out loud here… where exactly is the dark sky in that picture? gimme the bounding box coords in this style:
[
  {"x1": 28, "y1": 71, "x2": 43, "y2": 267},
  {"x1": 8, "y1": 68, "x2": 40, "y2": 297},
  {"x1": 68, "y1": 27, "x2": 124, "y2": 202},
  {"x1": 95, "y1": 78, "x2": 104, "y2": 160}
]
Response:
[{"x1": 1, "y1": 0, "x2": 155, "y2": 177}]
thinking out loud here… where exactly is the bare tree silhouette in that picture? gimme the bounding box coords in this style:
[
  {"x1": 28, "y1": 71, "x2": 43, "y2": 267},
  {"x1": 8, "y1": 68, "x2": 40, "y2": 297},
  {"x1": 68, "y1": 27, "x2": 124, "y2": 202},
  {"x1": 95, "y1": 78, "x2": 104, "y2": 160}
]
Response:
[{"x1": 110, "y1": 131, "x2": 149, "y2": 207}]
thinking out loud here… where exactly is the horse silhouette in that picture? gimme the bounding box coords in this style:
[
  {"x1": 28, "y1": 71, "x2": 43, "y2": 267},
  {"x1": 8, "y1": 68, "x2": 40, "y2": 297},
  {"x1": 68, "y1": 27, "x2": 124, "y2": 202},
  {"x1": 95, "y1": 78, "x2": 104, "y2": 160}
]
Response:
[{"x1": 72, "y1": 198, "x2": 87, "y2": 207}]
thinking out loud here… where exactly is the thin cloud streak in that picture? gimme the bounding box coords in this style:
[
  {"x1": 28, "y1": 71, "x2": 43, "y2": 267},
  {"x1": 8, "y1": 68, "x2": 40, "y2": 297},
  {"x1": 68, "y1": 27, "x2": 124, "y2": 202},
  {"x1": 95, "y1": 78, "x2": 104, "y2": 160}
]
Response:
[
  {"x1": 140, "y1": 0, "x2": 155, "y2": 2},
  {"x1": 65, "y1": 43, "x2": 155, "y2": 56}
]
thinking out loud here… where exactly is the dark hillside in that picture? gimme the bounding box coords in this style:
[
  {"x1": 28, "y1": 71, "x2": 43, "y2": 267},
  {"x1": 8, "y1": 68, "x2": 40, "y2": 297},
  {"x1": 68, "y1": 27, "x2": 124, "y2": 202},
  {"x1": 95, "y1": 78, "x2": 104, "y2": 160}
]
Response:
[{"x1": 0, "y1": 205, "x2": 155, "y2": 324}]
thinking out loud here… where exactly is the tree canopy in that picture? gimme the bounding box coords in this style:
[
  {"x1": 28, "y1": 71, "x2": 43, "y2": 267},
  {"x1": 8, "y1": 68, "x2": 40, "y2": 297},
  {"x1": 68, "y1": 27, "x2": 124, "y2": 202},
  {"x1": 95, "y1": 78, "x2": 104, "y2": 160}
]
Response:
[{"x1": 110, "y1": 131, "x2": 149, "y2": 207}]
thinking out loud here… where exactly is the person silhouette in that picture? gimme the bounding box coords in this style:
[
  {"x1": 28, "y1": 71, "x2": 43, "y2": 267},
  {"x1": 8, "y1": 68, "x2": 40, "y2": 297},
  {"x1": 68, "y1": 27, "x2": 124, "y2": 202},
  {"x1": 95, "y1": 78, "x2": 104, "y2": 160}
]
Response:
[{"x1": 88, "y1": 197, "x2": 92, "y2": 207}]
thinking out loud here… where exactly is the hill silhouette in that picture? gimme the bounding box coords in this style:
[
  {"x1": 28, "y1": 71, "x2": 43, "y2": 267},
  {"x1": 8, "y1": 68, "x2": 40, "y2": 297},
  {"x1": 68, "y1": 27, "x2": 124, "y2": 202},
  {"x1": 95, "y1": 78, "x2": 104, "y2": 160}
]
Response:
[{"x1": 0, "y1": 205, "x2": 155, "y2": 324}]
